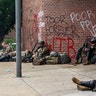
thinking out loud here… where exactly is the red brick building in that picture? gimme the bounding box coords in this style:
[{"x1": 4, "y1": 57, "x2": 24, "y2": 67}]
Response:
[{"x1": 22, "y1": 0, "x2": 96, "y2": 58}]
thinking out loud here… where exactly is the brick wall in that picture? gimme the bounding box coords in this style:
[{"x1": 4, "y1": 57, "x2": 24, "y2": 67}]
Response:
[
  {"x1": 4, "y1": 30, "x2": 15, "y2": 39},
  {"x1": 22, "y1": 0, "x2": 43, "y2": 51},
  {"x1": 22, "y1": 0, "x2": 96, "y2": 58}
]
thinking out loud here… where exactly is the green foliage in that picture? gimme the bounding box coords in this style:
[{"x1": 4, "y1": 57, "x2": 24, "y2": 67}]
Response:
[
  {"x1": 0, "y1": 0, "x2": 15, "y2": 42},
  {"x1": 4, "y1": 38, "x2": 15, "y2": 44}
]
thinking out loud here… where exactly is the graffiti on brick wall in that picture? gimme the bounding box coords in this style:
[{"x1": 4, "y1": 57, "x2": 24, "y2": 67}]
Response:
[
  {"x1": 45, "y1": 15, "x2": 79, "y2": 38},
  {"x1": 46, "y1": 36, "x2": 76, "y2": 58},
  {"x1": 38, "y1": 10, "x2": 45, "y2": 41},
  {"x1": 70, "y1": 10, "x2": 96, "y2": 37},
  {"x1": 28, "y1": 14, "x2": 38, "y2": 49},
  {"x1": 30, "y1": 11, "x2": 45, "y2": 42},
  {"x1": 31, "y1": 14, "x2": 38, "y2": 34}
]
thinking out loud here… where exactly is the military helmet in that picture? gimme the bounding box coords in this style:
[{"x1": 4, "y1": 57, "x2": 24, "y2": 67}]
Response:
[{"x1": 38, "y1": 40, "x2": 45, "y2": 45}]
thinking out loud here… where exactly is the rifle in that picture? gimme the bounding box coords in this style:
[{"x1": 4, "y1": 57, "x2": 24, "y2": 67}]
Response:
[
  {"x1": 26, "y1": 40, "x2": 38, "y2": 58},
  {"x1": 22, "y1": 41, "x2": 38, "y2": 62},
  {"x1": 31, "y1": 41, "x2": 38, "y2": 54}
]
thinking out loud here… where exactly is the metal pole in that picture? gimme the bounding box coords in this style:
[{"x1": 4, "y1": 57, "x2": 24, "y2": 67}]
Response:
[{"x1": 15, "y1": 0, "x2": 22, "y2": 77}]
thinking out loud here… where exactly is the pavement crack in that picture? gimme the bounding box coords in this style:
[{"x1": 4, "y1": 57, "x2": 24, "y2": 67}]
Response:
[{"x1": 20, "y1": 78, "x2": 44, "y2": 96}]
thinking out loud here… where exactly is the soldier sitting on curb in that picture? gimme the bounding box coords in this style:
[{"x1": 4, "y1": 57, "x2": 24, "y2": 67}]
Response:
[
  {"x1": 72, "y1": 77, "x2": 96, "y2": 91},
  {"x1": 22, "y1": 40, "x2": 50, "y2": 64},
  {"x1": 83, "y1": 37, "x2": 96, "y2": 65},
  {"x1": 0, "y1": 41, "x2": 16, "y2": 61},
  {"x1": 74, "y1": 37, "x2": 96, "y2": 65},
  {"x1": 32, "y1": 40, "x2": 50, "y2": 65},
  {"x1": 74, "y1": 38, "x2": 91, "y2": 65}
]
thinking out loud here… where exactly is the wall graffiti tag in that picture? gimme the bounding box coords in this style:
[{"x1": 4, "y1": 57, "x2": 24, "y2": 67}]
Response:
[
  {"x1": 45, "y1": 15, "x2": 79, "y2": 38},
  {"x1": 38, "y1": 10, "x2": 45, "y2": 41},
  {"x1": 46, "y1": 36, "x2": 76, "y2": 58},
  {"x1": 70, "y1": 10, "x2": 96, "y2": 37},
  {"x1": 31, "y1": 14, "x2": 38, "y2": 33}
]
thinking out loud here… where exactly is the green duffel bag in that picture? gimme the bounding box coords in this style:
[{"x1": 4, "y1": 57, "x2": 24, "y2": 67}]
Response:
[{"x1": 46, "y1": 56, "x2": 58, "y2": 64}]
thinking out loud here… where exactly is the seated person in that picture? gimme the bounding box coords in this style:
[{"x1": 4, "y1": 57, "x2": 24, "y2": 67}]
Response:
[
  {"x1": 84, "y1": 37, "x2": 96, "y2": 65},
  {"x1": 72, "y1": 77, "x2": 96, "y2": 91},
  {"x1": 32, "y1": 40, "x2": 50, "y2": 64},
  {"x1": 22, "y1": 40, "x2": 50, "y2": 64},
  {"x1": 0, "y1": 41, "x2": 15, "y2": 61},
  {"x1": 74, "y1": 38, "x2": 91, "y2": 65},
  {"x1": 1, "y1": 42, "x2": 14, "y2": 54}
]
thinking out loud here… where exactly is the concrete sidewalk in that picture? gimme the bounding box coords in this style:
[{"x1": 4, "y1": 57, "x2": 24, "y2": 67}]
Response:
[{"x1": 0, "y1": 63, "x2": 96, "y2": 96}]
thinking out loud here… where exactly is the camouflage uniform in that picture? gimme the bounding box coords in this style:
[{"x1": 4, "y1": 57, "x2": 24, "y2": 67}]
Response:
[
  {"x1": 33, "y1": 46, "x2": 50, "y2": 60},
  {"x1": 0, "y1": 45, "x2": 14, "y2": 62},
  {"x1": 32, "y1": 41, "x2": 50, "y2": 65},
  {"x1": 4, "y1": 46, "x2": 14, "y2": 54}
]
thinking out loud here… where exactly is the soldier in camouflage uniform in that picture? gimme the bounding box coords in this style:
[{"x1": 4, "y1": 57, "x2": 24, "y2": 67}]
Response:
[
  {"x1": 1, "y1": 42, "x2": 13, "y2": 53},
  {"x1": 74, "y1": 38, "x2": 91, "y2": 65},
  {"x1": 0, "y1": 42, "x2": 14, "y2": 61},
  {"x1": 74, "y1": 37, "x2": 96, "y2": 65},
  {"x1": 80, "y1": 37, "x2": 96, "y2": 65},
  {"x1": 32, "y1": 41, "x2": 50, "y2": 65}
]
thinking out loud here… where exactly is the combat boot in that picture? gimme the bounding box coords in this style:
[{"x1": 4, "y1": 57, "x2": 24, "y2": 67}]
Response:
[
  {"x1": 77, "y1": 85, "x2": 90, "y2": 91},
  {"x1": 72, "y1": 77, "x2": 81, "y2": 85},
  {"x1": 74, "y1": 60, "x2": 79, "y2": 64},
  {"x1": 83, "y1": 60, "x2": 90, "y2": 65},
  {"x1": 73, "y1": 60, "x2": 79, "y2": 66}
]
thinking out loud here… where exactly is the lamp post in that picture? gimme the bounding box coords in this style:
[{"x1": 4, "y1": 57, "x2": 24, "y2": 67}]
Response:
[{"x1": 15, "y1": 0, "x2": 22, "y2": 77}]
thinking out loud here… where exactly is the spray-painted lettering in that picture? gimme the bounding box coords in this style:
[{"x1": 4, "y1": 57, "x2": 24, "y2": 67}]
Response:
[
  {"x1": 46, "y1": 36, "x2": 76, "y2": 58},
  {"x1": 70, "y1": 10, "x2": 96, "y2": 37},
  {"x1": 45, "y1": 15, "x2": 79, "y2": 38},
  {"x1": 70, "y1": 10, "x2": 95, "y2": 23}
]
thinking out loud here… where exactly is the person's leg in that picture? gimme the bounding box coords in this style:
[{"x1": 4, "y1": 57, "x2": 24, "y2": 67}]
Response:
[
  {"x1": 72, "y1": 77, "x2": 89, "y2": 90},
  {"x1": 0, "y1": 55, "x2": 5, "y2": 61},
  {"x1": 81, "y1": 80, "x2": 96, "y2": 90},
  {"x1": 0, "y1": 54, "x2": 9, "y2": 61},
  {"x1": 77, "y1": 85, "x2": 90, "y2": 91},
  {"x1": 72, "y1": 77, "x2": 96, "y2": 90},
  {"x1": 75, "y1": 47, "x2": 83, "y2": 64},
  {"x1": 84, "y1": 48, "x2": 93, "y2": 65},
  {"x1": 91, "y1": 55, "x2": 96, "y2": 64}
]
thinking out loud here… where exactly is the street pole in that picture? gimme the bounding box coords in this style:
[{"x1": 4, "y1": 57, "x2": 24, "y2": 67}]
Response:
[{"x1": 15, "y1": 0, "x2": 22, "y2": 77}]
